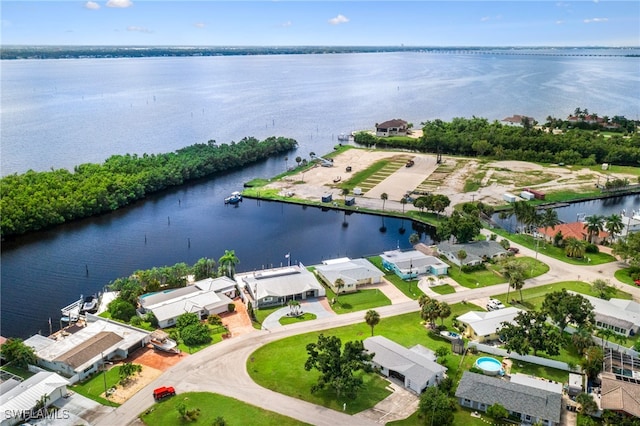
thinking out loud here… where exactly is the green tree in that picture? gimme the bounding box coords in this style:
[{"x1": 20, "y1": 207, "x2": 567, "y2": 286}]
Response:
[
  {"x1": 592, "y1": 278, "x2": 614, "y2": 299},
  {"x1": 571, "y1": 327, "x2": 596, "y2": 355},
  {"x1": 119, "y1": 362, "x2": 142, "y2": 385},
  {"x1": 380, "y1": 192, "x2": 388, "y2": 211},
  {"x1": 108, "y1": 298, "x2": 136, "y2": 322},
  {"x1": 399, "y1": 197, "x2": 407, "y2": 213},
  {"x1": 334, "y1": 278, "x2": 345, "y2": 301},
  {"x1": 417, "y1": 385, "x2": 454, "y2": 426},
  {"x1": 304, "y1": 334, "x2": 374, "y2": 399},
  {"x1": 0, "y1": 338, "x2": 36, "y2": 369},
  {"x1": 612, "y1": 231, "x2": 640, "y2": 267},
  {"x1": 584, "y1": 215, "x2": 605, "y2": 244},
  {"x1": 486, "y1": 403, "x2": 509, "y2": 421},
  {"x1": 437, "y1": 211, "x2": 481, "y2": 243},
  {"x1": 218, "y1": 249, "x2": 240, "y2": 278},
  {"x1": 565, "y1": 237, "x2": 587, "y2": 258},
  {"x1": 341, "y1": 188, "x2": 349, "y2": 203},
  {"x1": 604, "y1": 214, "x2": 624, "y2": 242},
  {"x1": 176, "y1": 312, "x2": 200, "y2": 330},
  {"x1": 421, "y1": 298, "x2": 441, "y2": 329},
  {"x1": 456, "y1": 250, "x2": 467, "y2": 272},
  {"x1": 500, "y1": 258, "x2": 527, "y2": 302},
  {"x1": 500, "y1": 310, "x2": 561, "y2": 356},
  {"x1": 580, "y1": 346, "x2": 604, "y2": 380},
  {"x1": 193, "y1": 257, "x2": 217, "y2": 280},
  {"x1": 539, "y1": 208, "x2": 560, "y2": 248},
  {"x1": 364, "y1": 310, "x2": 380, "y2": 336},
  {"x1": 541, "y1": 289, "x2": 594, "y2": 331},
  {"x1": 438, "y1": 301, "x2": 451, "y2": 325},
  {"x1": 181, "y1": 323, "x2": 212, "y2": 346}
]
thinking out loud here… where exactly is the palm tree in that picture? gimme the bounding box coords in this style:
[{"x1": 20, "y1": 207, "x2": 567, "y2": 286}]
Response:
[
  {"x1": 572, "y1": 327, "x2": 595, "y2": 355},
  {"x1": 565, "y1": 237, "x2": 586, "y2": 259},
  {"x1": 341, "y1": 188, "x2": 349, "y2": 203},
  {"x1": 365, "y1": 310, "x2": 380, "y2": 336},
  {"x1": 218, "y1": 250, "x2": 240, "y2": 278},
  {"x1": 597, "y1": 328, "x2": 615, "y2": 350},
  {"x1": 418, "y1": 294, "x2": 431, "y2": 308},
  {"x1": 456, "y1": 249, "x2": 467, "y2": 272},
  {"x1": 334, "y1": 278, "x2": 345, "y2": 301},
  {"x1": 584, "y1": 215, "x2": 605, "y2": 244},
  {"x1": 604, "y1": 214, "x2": 624, "y2": 243},
  {"x1": 501, "y1": 259, "x2": 527, "y2": 302},
  {"x1": 540, "y1": 209, "x2": 560, "y2": 248},
  {"x1": 438, "y1": 301, "x2": 451, "y2": 325},
  {"x1": 421, "y1": 299, "x2": 441, "y2": 329},
  {"x1": 380, "y1": 192, "x2": 388, "y2": 211}
]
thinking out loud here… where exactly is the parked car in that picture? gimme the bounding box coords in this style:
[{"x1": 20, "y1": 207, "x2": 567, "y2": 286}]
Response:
[
  {"x1": 153, "y1": 386, "x2": 176, "y2": 401},
  {"x1": 507, "y1": 247, "x2": 520, "y2": 254},
  {"x1": 487, "y1": 299, "x2": 506, "y2": 311}
]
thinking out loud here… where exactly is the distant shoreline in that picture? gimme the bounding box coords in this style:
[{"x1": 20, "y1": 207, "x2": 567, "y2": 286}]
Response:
[{"x1": 2, "y1": 45, "x2": 638, "y2": 60}]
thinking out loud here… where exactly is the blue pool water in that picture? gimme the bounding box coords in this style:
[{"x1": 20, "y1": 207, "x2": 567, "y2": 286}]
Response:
[{"x1": 475, "y1": 357, "x2": 504, "y2": 375}]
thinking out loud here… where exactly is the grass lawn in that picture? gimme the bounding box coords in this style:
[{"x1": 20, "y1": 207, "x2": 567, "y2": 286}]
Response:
[
  {"x1": 248, "y1": 302, "x2": 485, "y2": 414},
  {"x1": 140, "y1": 392, "x2": 309, "y2": 426},
  {"x1": 491, "y1": 230, "x2": 616, "y2": 266},
  {"x1": 0, "y1": 365, "x2": 35, "y2": 379},
  {"x1": 367, "y1": 256, "x2": 424, "y2": 300},
  {"x1": 280, "y1": 313, "x2": 317, "y2": 326},
  {"x1": 430, "y1": 284, "x2": 456, "y2": 295},
  {"x1": 509, "y1": 359, "x2": 570, "y2": 384},
  {"x1": 615, "y1": 267, "x2": 640, "y2": 287},
  {"x1": 324, "y1": 287, "x2": 391, "y2": 314},
  {"x1": 176, "y1": 324, "x2": 226, "y2": 354},
  {"x1": 72, "y1": 366, "x2": 122, "y2": 407},
  {"x1": 446, "y1": 255, "x2": 551, "y2": 289}
]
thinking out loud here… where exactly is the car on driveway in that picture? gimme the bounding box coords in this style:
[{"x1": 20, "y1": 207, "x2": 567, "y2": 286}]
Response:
[{"x1": 487, "y1": 299, "x2": 506, "y2": 311}]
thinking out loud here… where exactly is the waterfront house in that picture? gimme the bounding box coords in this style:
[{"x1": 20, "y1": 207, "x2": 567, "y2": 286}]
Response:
[
  {"x1": 315, "y1": 257, "x2": 383, "y2": 294},
  {"x1": 502, "y1": 114, "x2": 535, "y2": 126},
  {"x1": 24, "y1": 316, "x2": 150, "y2": 383},
  {"x1": 456, "y1": 371, "x2": 562, "y2": 426},
  {"x1": 437, "y1": 240, "x2": 507, "y2": 267},
  {"x1": 138, "y1": 277, "x2": 236, "y2": 328},
  {"x1": 380, "y1": 249, "x2": 448, "y2": 279},
  {"x1": 536, "y1": 221, "x2": 609, "y2": 245},
  {"x1": 375, "y1": 119, "x2": 408, "y2": 137},
  {"x1": 580, "y1": 295, "x2": 640, "y2": 337},
  {"x1": 363, "y1": 336, "x2": 446, "y2": 394},
  {"x1": 0, "y1": 371, "x2": 69, "y2": 426},
  {"x1": 456, "y1": 307, "x2": 523, "y2": 342},
  {"x1": 239, "y1": 264, "x2": 325, "y2": 308}
]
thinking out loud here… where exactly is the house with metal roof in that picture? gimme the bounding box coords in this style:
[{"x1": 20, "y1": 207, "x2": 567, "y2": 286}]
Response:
[
  {"x1": 437, "y1": 240, "x2": 508, "y2": 267},
  {"x1": 363, "y1": 336, "x2": 446, "y2": 394},
  {"x1": 380, "y1": 249, "x2": 448, "y2": 280},
  {"x1": 24, "y1": 316, "x2": 149, "y2": 383},
  {"x1": 455, "y1": 371, "x2": 562, "y2": 426},
  {"x1": 580, "y1": 295, "x2": 640, "y2": 337},
  {"x1": 138, "y1": 277, "x2": 237, "y2": 328},
  {"x1": 456, "y1": 307, "x2": 524, "y2": 343},
  {"x1": 315, "y1": 258, "x2": 383, "y2": 294},
  {"x1": 0, "y1": 371, "x2": 69, "y2": 426},
  {"x1": 240, "y1": 264, "x2": 325, "y2": 308}
]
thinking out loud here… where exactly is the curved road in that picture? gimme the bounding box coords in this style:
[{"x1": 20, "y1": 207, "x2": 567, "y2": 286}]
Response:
[{"x1": 95, "y1": 236, "x2": 637, "y2": 426}]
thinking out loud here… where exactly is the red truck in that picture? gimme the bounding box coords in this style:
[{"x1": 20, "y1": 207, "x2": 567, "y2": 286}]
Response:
[{"x1": 153, "y1": 386, "x2": 176, "y2": 401}]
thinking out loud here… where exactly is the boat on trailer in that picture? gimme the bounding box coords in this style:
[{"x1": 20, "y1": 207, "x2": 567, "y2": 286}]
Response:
[{"x1": 150, "y1": 330, "x2": 180, "y2": 354}]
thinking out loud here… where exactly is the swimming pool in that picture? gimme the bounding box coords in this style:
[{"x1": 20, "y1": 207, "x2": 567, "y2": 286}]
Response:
[{"x1": 475, "y1": 357, "x2": 504, "y2": 376}]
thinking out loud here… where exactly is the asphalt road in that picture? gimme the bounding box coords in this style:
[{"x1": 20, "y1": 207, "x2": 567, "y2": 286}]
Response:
[{"x1": 94, "y1": 236, "x2": 637, "y2": 426}]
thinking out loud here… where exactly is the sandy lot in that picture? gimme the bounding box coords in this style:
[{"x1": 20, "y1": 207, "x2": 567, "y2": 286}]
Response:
[
  {"x1": 264, "y1": 148, "x2": 635, "y2": 213},
  {"x1": 102, "y1": 364, "x2": 163, "y2": 404}
]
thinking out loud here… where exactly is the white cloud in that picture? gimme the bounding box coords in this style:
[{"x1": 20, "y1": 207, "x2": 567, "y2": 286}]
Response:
[
  {"x1": 280, "y1": 21, "x2": 292, "y2": 28},
  {"x1": 107, "y1": 0, "x2": 133, "y2": 8},
  {"x1": 127, "y1": 26, "x2": 152, "y2": 33},
  {"x1": 583, "y1": 17, "x2": 608, "y2": 23},
  {"x1": 84, "y1": 1, "x2": 100, "y2": 10},
  {"x1": 328, "y1": 14, "x2": 349, "y2": 25},
  {"x1": 194, "y1": 22, "x2": 206, "y2": 28},
  {"x1": 556, "y1": 20, "x2": 565, "y2": 25}
]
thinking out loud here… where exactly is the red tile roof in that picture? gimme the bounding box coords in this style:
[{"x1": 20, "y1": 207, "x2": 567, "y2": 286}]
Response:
[{"x1": 537, "y1": 222, "x2": 608, "y2": 240}]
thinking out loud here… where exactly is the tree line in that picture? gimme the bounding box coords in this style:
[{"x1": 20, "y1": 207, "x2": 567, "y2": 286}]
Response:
[
  {"x1": 354, "y1": 115, "x2": 640, "y2": 166},
  {"x1": 0, "y1": 137, "x2": 297, "y2": 238}
]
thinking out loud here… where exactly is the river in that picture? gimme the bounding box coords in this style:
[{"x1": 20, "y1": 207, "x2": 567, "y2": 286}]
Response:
[{"x1": 2, "y1": 49, "x2": 639, "y2": 338}]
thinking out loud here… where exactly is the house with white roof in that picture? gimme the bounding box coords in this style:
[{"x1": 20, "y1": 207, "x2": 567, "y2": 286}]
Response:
[
  {"x1": 0, "y1": 371, "x2": 69, "y2": 426},
  {"x1": 315, "y1": 257, "x2": 383, "y2": 294},
  {"x1": 456, "y1": 371, "x2": 562, "y2": 426},
  {"x1": 138, "y1": 277, "x2": 237, "y2": 328},
  {"x1": 24, "y1": 316, "x2": 150, "y2": 383},
  {"x1": 580, "y1": 295, "x2": 640, "y2": 337},
  {"x1": 380, "y1": 249, "x2": 448, "y2": 280},
  {"x1": 240, "y1": 264, "x2": 325, "y2": 308},
  {"x1": 456, "y1": 307, "x2": 524, "y2": 343},
  {"x1": 437, "y1": 240, "x2": 507, "y2": 267},
  {"x1": 363, "y1": 336, "x2": 446, "y2": 394}
]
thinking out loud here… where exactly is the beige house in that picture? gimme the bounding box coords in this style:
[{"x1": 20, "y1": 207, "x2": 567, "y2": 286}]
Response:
[
  {"x1": 456, "y1": 307, "x2": 523, "y2": 343},
  {"x1": 375, "y1": 119, "x2": 408, "y2": 137}
]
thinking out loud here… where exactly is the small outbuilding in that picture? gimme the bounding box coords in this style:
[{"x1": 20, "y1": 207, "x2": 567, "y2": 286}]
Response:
[
  {"x1": 345, "y1": 197, "x2": 356, "y2": 206},
  {"x1": 321, "y1": 193, "x2": 333, "y2": 203}
]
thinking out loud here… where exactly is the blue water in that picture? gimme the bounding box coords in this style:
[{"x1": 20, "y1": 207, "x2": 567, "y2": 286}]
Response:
[
  {"x1": 476, "y1": 357, "x2": 503, "y2": 372},
  {"x1": 1, "y1": 49, "x2": 639, "y2": 338}
]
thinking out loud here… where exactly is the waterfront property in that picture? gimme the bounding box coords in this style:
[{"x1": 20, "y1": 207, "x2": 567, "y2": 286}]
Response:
[
  {"x1": 314, "y1": 257, "x2": 383, "y2": 294},
  {"x1": 380, "y1": 249, "x2": 448, "y2": 280},
  {"x1": 375, "y1": 119, "x2": 408, "y2": 137},
  {"x1": 23, "y1": 316, "x2": 150, "y2": 383},
  {"x1": 455, "y1": 371, "x2": 562, "y2": 426},
  {"x1": 239, "y1": 264, "x2": 325, "y2": 308},
  {"x1": 536, "y1": 221, "x2": 609, "y2": 244},
  {"x1": 363, "y1": 335, "x2": 446, "y2": 394},
  {"x1": 456, "y1": 307, "x2": 524, "y2": 343},
  {"x1": 437, "y1": 241, "x2": 507, "y2": 267},
  {"x1": 138, "y1": 277, "x2": 237, "y2": 328},
  {"x1": 0, "y1": 371, "x2": 70, "y2": 426},
  {"x1": 580, "y1": 295, "x2": 640, "y2": 337}
]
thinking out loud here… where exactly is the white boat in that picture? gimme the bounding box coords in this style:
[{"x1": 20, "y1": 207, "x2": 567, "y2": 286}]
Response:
[
  {"x1": 60, "y1": 297, "x2": 83, "y2": 323},
  {"x1": 81, "y1": 294, "x2": 98, "y2": 313},
  {"x1": 224, "y1": 191, "x2": 243, "y2": 204},
  {"x1": 150, "y1": 330, "x2": 179, "y2": 354}
]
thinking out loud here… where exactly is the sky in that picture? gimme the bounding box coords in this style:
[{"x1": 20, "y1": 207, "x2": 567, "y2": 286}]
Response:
[{"x1": 1, "y1": 1, "x2": 639, "y2": 47}]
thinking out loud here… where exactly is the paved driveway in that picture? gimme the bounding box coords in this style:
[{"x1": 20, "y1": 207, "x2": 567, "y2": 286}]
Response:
[{"x1": 262, "y1": 298, "x2": 336, "y2": 330}]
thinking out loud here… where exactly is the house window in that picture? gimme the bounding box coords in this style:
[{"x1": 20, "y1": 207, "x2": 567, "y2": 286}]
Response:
[
  {"x1": 525, "y1": 415, "x2": 531, "y2": 421},
  {"x1": 464, "y1": 398, "x2": 471, "y2": 406}
]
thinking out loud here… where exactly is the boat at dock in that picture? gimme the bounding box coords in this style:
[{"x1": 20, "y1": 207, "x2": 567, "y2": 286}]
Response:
[
  {"x1": 60, "y1": 297, "x2": 83, "y2": 323},
  {"x1": 150, "y1": 330, "x2": 179, "y2": 354},
  {"x1": 224, "y1": 191, "x2": 243, "y2": 204},
  {"x1": 80, "y1": 294, "x2": 98, "y2": 314}
]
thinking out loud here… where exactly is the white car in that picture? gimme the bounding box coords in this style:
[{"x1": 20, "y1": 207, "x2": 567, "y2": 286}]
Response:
[{"x1": 487, "y1": 299, "x2": 506, "y2": 311}]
